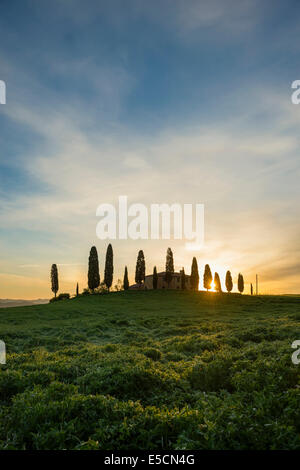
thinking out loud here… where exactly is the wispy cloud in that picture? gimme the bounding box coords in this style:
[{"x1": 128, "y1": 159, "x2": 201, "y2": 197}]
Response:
[
  {"x1": 0, "y1": 79, "x2": 299, "y2": 294},
  {"x1": 0, "y1": 0, "x2": 299, "y2": 296}
]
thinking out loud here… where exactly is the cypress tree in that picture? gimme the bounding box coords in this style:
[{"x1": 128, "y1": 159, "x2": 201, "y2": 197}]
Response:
[
  {"x1": 251, "y1": 283, "x2": 253, "y2": 295},
  {"x1": 104, "y1": 243, "x2": 114, "y2": 290},
  {"x1": 180, "y1": 268, "x2": 186, "y2": 290},
  {"x1": 225, "y1": 270, "x2": 233, "y2": 293},
  {"x1": 123, "y1": 266, "x2": 129, "y2": 290},
  {"x1": 51, "y1": 264, "x2": 59, "y2": 298},
  {"x1": 153, "y1": 266, "x2": 158, "y2": 290},
  {"x1": 135, "y1": 250, "x2": 145, "y2": 287},
  {"x1": 76, "y1": 282, "x2": 79, "y2": 297},
  {"x1": 214, "y1": 272, "x2": 222, "y2": 292},
  {"x1": 190, "y1": 257, "x2": 199, "y2": 291},
  {"x1": 88, "y1": 246, "x2": 100, "y2": 292},
  {"x1": 238, "y1": 273, "x2": 244, "y2": 294},
  {"x1": 204, "y1": 264, "x2": 213, "y2": 291},
  {"x1": 164, "y1": 247, "x2": 174, "y2": 288}
]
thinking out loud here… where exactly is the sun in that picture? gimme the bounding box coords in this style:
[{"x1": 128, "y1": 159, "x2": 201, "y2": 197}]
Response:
[{"x1": 200, "y1": 263, "x2": 229, "y2": 292}]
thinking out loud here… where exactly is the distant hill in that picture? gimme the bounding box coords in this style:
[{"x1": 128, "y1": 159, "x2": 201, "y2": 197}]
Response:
[{"x1": 0, "y1": 298, "x2": 49, "y2": 308}]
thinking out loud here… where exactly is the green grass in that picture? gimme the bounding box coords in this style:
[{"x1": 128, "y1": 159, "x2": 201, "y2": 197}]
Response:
[{"x1": 0, "y1": 290, "x2": 300, "y2": 450}]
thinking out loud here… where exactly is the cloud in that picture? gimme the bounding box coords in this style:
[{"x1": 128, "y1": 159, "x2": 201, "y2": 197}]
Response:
[
  {"x1": 19, "y1": 264, "x2": 40, "y2": 268},
  {"x1": 1, "y1": 83, "x2": 299, "y2": 298},
  {"x1": 0, "y1": 4, "x2": 299, "y2": 296},
  {"x1": 123, "y1": 155, "x2": 150, "y2": 169},
  {"x1": 169, "y1": 0, "x2": 261, "y2": 35},
  {"x1": 47, "y1": 0, "x2": 262, "y2": 39}
]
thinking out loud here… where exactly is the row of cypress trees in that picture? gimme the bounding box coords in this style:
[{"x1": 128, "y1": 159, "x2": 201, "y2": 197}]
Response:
[
  {"x1": 51, "y1": 245, "x2": 245, "y2": 297},
  {"x1": 51, "y1": 244, "x2": 114, "y2": 297},
  {"x1": 133, "y1": 248, "x2": 244, "y2": 293},
  {"x1": 88, "y1": 244, "x2": 143, "y2": 293},
  {"x1": 88, "y1": 244, "x2": 114, "y2": 292},
  {"x1": 202, "y1": 263, "x2": 244, "y2": 293},
  {"x1": 149, "y1": 251, "x2": 244, "y2": 293}
]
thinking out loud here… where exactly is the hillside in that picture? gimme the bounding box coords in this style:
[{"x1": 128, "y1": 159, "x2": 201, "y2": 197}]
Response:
[{"x1": 0, "y1": 291, "x2": 300, "y2": 450}]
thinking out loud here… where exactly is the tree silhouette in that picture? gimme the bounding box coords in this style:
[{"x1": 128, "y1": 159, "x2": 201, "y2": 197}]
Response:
[
  {"x1": 225, "y1": 270, "x2": 233, "y2": 293},
  {"x1": 51, "y1": 264, "x2": 59, "y2": 298},
  {"x1": 251, "y1": 283, "x2": 253, "y2": 295},
  {"x1": 123, "y1": 266, "x2": 129, "y2": 290},
  {"x1": 104, "y1": 243, "x2": 114, "y2": 290},
  {"x1": 135, "y1": 250, "x2": 145, "y2": 287},
  {"x1": 214, "y1": 272, "x2": 222, "y2": 292},
  {"x1": 190, "y1": 257, "x2": 199, "y2": 291},
  {"x1": 238, "y1": 273, "x2": 244, "y2": 294},
  {"x1": 204, "y1": 264, "x2": 213, "y2": 291},
  {"x1": 181, "y1": 268, "x2": 186, "y2": 290},
  {"x1": 164, "y1": 247, "x2": 174, "y2": 288},
  {"x1": 76, "y1": 282, "x2": 79, "y2": 297},
  {"x1": 153, "y1": 266, "x2": 158, "y2": 289},
  {"x1": 88, "y1": 246, "x2": 100, "y2": 292}
]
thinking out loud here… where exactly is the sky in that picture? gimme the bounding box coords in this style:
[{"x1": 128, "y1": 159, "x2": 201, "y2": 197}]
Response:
[{"x1": 0, "y1": 0, "x2": 300, "y2": 298}]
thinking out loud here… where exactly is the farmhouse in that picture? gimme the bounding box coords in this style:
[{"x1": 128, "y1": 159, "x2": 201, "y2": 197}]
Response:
[{"x1": 129, "y1": 270, "x2": 192, "y2": 290}]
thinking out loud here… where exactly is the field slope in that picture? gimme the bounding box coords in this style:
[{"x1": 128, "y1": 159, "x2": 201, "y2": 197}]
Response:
[{"x1": 0, "y1": 290, "x2": 300, "y2": 450}]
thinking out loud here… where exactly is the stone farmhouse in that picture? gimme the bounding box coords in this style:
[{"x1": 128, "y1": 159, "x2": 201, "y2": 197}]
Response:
[{"x1": 129, "y1": 270, "x2": 192, "y2": 290}]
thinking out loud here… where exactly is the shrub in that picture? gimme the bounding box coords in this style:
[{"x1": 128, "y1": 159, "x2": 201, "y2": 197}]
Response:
[
  {"x1": 50, "y1": 293, "x2": 70, "y2": 302},
  {"x1": 1, "y1": 291, "x2": 300, "y2": 449},
  {"x1": 143, "y1": 348, "x2": 162, "y2": 361},
  {"x1": 186, "y1": 357, "x2": 233, "y2": 392},
  {"x1": 81, "y1": 288, "x2": 90, "y2": 296}
]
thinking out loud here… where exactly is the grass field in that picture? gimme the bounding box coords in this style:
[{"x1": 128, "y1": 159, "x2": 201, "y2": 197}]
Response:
[{"x1": 0, "y1": 290, "x2": 300, "y2": 450}]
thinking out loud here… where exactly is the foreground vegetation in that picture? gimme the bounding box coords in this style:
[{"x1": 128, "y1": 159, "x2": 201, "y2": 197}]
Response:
[{"x1": 0, "y1": 290, "x2": 300, "y2": 450}]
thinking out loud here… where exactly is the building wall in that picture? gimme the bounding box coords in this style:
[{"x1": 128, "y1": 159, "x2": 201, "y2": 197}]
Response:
[{"x1": 144, "y1": 274, "x2": 191, "y2": 290}]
